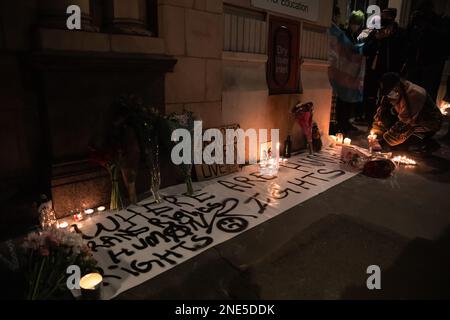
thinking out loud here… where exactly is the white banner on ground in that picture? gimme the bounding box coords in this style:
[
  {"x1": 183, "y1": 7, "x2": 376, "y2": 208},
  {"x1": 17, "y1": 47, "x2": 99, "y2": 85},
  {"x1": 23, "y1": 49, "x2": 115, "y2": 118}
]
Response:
[{"x1": 76, "y1": 148, "x2": 355, "y2": 299}]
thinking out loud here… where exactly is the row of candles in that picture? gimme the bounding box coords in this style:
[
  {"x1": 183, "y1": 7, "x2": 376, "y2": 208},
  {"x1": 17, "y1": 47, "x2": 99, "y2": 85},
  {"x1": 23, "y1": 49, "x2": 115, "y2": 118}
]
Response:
[
  {"x1": 330, "y1": 131, "x2": 417, "y2": 166},
  {"x1": 330, "y1": 132, "x2": 379, "y2": 153},
  {"x1": 56, "y1": 205, "x2": 107, "y2": 229},
  {"x1": 329, "y1": 134, "x2": 352, "y2": 146},
  {"x1": 392, "y1": 155, "x2": 417, "y2": 166}
]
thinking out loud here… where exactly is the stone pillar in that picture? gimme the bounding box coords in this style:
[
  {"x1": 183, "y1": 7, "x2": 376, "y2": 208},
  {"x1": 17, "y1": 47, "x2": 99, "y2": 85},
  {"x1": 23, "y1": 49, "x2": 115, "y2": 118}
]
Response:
[
  {"x1": 38, "y1": 0, "x2": 97, "y2": 31},
  {"x1": 104, "y1": 0, "x2": 153, "y2": 36}
]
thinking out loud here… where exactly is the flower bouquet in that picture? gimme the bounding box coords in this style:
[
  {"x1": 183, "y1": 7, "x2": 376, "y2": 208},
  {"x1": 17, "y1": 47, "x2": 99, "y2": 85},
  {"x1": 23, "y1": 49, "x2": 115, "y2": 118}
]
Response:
[
  {"x1": 114, "y1": 95, "x2": 164, "y2": 203},
  {"x1": 292, "y1": 102, "x2": 315, "y2": 154},
  {"x1": 164, "y1": 110, "x2": 196, "y2": 195},
  {"x1": 89, "y1": 147, "x2": 124, "y2": 210},
  {"x1": 21, "y1": 229, "x2": 97, "y2": 300}
]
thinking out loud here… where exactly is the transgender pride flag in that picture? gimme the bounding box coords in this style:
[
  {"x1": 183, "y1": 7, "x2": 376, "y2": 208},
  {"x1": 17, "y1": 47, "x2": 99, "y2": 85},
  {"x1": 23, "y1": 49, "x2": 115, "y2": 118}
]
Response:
[{"x1": 328, "y1": 23, "x2": 366, "y2": 103}]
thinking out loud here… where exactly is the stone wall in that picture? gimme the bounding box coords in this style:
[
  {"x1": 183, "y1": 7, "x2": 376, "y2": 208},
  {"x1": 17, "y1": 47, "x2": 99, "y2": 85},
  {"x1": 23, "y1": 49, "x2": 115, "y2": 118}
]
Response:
[
  {"x1": 0, "y1": 0, "x2": 335, "y2": 228},
  {"x1": 160, "y1": 0, "x2": 224, "y2": 128},
  {"x1": 221, "y1": 0, "x2": 334, "y2": 153},
  {"x1": 161, "y1": 0, "x2": 334, "y2": 154}
]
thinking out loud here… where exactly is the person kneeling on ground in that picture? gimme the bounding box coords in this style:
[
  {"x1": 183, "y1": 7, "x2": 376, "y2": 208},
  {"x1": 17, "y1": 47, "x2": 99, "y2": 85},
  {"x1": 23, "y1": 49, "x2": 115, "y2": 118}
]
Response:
[{"x1": 371, "y1": 73, "x2": 443, "y2": 154}]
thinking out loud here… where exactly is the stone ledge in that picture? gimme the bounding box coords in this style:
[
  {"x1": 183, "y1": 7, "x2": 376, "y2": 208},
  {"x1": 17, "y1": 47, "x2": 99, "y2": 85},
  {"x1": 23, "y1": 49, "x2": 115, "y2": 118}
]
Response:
[
  {"x1": 222, "y1": 51, "x2": 268, "y2": 63},
  {"x1": 36, "y1": 28, "x2": 166, "y2": 55},
  {"x1": 30, "y1": 50, "x2": 177, "y2": 73},
  {"x1": 36, "y1": 28, "x2": 111, "y2": 52},
  {"x1": 302, "y1": 58, "x2": 330, "y2": 68},
  {"x1": 110, "y1": 34, "x2": 165, "y2": 54}
]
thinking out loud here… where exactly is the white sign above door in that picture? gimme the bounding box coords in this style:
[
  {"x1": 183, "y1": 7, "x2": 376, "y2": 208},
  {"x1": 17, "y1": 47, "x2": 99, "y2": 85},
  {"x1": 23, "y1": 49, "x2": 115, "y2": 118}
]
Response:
[{"x1": 251, "y1": 0, "x2": 320, "y2": 22}]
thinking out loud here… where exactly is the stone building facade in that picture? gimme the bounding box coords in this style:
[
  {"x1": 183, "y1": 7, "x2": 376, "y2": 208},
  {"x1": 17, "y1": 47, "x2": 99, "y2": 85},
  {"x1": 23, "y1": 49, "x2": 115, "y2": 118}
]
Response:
[{"x1": 0, "y1": 0, "x2": 336, "y2": 225}]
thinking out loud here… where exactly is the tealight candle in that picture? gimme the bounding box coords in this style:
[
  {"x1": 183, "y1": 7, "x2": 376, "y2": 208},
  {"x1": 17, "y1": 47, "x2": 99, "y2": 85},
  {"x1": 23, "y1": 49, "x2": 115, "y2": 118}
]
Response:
[
  {"x1": 97, "y1": 206, "x2": 106, "y2": 212},
  {"x1": 344, "y1": 138, "x2": 352, "y2": 145},
  {"x1": 84, "y1": 209, "x2": 94, "y2": 215},
  {"x1": 80, "y1": 273, "x2": 103, "y2": 300},
  {"x1": 57, "y1": 221, "x2": 68, "y2": 229}
]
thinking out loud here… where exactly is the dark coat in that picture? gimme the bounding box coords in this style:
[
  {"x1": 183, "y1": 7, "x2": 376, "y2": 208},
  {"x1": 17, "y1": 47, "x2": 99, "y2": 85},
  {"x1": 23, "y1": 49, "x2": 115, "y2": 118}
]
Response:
[{"x1": 363, "y1": 24, "x2": 408, "y2": 78}]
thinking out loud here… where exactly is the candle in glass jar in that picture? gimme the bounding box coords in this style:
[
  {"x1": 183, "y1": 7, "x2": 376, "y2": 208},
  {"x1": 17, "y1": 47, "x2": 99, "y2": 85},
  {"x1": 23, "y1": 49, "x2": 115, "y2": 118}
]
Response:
[
  {"x1": 336, "y1": 133, "x2": 344, "y2": 144},
  {"x1": 276, "y1": 142, "x2": 280, "y2": 164},
  {"x1": 328, "y1": 135, "x2": 337, "y2": 147},
  {"x1": 343, "y1": 138, "x2": 352, "y2": 145}
]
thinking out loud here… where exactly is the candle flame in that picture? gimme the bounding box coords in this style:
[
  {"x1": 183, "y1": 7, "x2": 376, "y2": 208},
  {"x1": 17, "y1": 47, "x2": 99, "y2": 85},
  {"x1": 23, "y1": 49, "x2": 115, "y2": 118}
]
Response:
[
  {"x1": 440, "y1": 101, "x2": 449, "y2": 116},
  {"x1": 392, "y1": 155, "x2": 417, "y2": 166}
]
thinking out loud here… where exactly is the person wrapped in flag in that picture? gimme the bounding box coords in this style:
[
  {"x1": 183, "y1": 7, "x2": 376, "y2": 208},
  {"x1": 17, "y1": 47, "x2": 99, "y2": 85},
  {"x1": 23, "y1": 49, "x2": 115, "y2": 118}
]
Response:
[{"x1": 328, "y1": 10, "x2": 366, "y2": 134}]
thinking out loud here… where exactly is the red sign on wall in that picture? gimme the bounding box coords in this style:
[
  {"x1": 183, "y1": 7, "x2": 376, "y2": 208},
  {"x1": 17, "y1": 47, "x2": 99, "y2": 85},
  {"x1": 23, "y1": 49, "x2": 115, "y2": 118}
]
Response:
[{"x1": 267, "y1": 16, "x2": 302, "y2": 95}]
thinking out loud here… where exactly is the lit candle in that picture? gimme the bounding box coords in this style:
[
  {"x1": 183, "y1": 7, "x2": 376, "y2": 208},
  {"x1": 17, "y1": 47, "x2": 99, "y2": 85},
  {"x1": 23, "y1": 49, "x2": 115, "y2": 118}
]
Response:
[
  {"x1": 336, "y1": 133, "x2": 344, "y2": 144},
  {"x1": 392, "y1": 155, "x2": 417, "y2": 166},
  {"x1": 80, "y1": 273, "x2": 103, "y2": 300},
  {"x1": 276, "y1": 142, "x2": 280, "y2": 164},
  {"x1": 344, "y1": 138, "x2": 352, "y2": 145},
  {"x1": 367, "y1": 131, "x2": 378, "y2": 153},
  {"x1": 57, "y1": 221, "x2": 68, "y2": 229},
  {"x1": 97, "y1": 206, "x2": 106, "y2": 212},
  {"x1": 84, "y1": 209, "x2": 94, "y2": 215},
  {"x1": 440, "y1": 101, "x2": 449, "y2": 116},
  {"x1": 328, "y1": 135, "x2": 337, "y2": 147}
]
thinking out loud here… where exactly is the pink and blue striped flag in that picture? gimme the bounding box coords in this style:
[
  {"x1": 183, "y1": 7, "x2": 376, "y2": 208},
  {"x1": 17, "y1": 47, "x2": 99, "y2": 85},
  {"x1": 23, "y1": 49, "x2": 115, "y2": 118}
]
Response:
[{"x1": 328, "y1": 23, "x2": 366, "y2": 103}]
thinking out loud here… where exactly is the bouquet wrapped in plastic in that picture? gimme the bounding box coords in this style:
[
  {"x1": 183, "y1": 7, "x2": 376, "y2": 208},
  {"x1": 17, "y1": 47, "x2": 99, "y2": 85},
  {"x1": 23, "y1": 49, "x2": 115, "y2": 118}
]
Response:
[
  {"x1": 21, "y1": 229, "x2": 97, "y2": 300},
  {"x1": 292, "y1": 102, "x2": 321, "y2": 154}
]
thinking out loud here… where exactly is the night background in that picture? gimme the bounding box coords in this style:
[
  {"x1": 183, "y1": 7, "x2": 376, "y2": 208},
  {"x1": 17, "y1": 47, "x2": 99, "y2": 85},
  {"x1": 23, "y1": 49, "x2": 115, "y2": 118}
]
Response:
[{"x1": 0, "y1": 0, "x2": 450, "y2": 305}]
